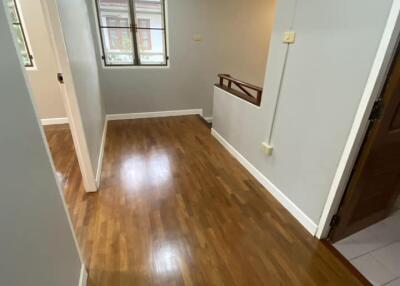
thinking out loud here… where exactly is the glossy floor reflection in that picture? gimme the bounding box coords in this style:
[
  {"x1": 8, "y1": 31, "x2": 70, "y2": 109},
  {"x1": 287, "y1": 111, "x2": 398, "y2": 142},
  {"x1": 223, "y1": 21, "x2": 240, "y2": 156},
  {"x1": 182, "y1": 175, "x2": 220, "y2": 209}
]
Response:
[{"x1": 45, "y1": 117, "x2": 364, "y2": 285}]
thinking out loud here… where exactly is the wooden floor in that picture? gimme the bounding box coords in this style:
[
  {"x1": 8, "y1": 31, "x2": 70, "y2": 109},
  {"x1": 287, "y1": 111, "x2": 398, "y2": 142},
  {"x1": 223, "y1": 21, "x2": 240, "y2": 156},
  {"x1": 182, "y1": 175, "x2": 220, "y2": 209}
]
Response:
[{"x1": 44, "y1": 116, "x2": 365, "y2": 286}]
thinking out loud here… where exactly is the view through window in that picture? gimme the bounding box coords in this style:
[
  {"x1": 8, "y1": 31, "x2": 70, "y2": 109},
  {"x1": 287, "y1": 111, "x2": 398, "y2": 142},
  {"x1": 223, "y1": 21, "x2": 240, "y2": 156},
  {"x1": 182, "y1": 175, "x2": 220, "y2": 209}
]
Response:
[
  {"x1": 6, "y1": 0, "x2": 34, "y2": 67},
  {"x1": 95, "y1": 0, "x2": 167, "y2": 66}
]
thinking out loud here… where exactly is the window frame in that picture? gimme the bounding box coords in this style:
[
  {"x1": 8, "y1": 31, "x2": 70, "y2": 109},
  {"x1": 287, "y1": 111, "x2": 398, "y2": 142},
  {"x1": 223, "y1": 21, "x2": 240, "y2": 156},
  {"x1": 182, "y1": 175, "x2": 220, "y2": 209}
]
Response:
[
  {"x1": 8, "y1": 0, "x2": 34, "y2": 68},
  {"x1": 94, "y1": 0, "x2": 169, "y2": 68}
]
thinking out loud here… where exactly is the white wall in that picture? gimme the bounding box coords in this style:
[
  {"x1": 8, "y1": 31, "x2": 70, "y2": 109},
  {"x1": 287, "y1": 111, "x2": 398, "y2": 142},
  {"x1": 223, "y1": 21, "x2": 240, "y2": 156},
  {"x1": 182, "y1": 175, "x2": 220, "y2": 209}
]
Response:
[
  {"x1": 85, "y1": 0, "x2": 276, "y2": 116},
  {"x1": 213, "y1": 0, "x2": 393, "y2": 228},
  {"x1": 18, "y1": 0, "x2": 66, "y2": 119},
  {"x1": 56, "y1": 0, "x2": 106, "y2": 175},
  {"x1": 0, "y1": 2, "x2": 82, "y2": 285}
]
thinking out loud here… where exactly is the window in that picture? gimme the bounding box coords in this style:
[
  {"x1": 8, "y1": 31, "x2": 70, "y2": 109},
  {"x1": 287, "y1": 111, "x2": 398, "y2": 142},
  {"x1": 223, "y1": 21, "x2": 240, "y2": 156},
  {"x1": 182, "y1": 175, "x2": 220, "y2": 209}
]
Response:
[
  {"x1": 6, "y1": 0, "x2": 34, "y2": 67},
  {"x1": 95, "y1": 0, "x2": 168, "y2": 66},
  {"x1": 138, "y1": 19, "x2": 151, "y2": 50}
]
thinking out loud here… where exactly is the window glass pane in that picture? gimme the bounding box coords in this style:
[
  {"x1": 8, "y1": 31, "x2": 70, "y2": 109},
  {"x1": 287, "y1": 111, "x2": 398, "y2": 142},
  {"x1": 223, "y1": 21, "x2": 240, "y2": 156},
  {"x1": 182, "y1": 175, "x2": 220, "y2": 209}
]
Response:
[
  {"x1": 137, "y1": 29, "x2": 165, "y2": 65},
  {"x1": 98, "y1": 0, "x2": 131, "y2": 27},
  {"x1": 12, "y1": 25, "x2": 31, "y2": 66},
  {"x1": 6, "y1": 0, "x2": 19, "y2": 23},
  {"x1": 101, "y1": 27, "x2": 134, "y2": 65},
  {"x1": 134, "y1": 0, "x2": 163, "y2": 29}
]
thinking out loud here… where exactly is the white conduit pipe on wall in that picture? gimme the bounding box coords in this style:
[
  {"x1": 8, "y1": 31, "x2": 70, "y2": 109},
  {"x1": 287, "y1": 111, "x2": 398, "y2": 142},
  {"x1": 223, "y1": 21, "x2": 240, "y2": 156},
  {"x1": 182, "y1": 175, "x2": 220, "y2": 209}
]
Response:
[{"x1": 264, "y1": 0, "x2": 298, "y2": 151}]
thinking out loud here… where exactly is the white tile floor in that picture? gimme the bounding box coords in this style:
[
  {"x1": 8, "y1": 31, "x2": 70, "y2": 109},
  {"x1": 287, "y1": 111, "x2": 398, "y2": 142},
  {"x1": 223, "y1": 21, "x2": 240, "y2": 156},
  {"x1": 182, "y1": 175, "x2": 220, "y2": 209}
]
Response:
[{"x1": 334, "y1": 211, "x2": 400, "y2": 285}]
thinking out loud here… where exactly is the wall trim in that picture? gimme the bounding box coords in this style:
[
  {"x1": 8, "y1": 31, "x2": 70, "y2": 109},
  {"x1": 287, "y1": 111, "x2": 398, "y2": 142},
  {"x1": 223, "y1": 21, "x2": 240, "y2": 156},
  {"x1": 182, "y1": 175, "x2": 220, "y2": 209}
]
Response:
[
  {"x1": 78, "y1": 264, "x2": 88, "y2": 286},
  {"x1": 106, "y1": 109, "x2": 203, "y2": 121},
  {"x1": 41, "y1": 117, "x2": 69, "y2": 125},
  {"x1": 96, "y1": 119, "x2": 107, "y2": 188},
  {"x1": 316, "y1": 0, "x2": 400, "y2": 239},
  {"x1": 211, "y1": 128, "x2": 317, "y2": 236},
  {"x1": 202, "y1": 116, "x2": 213, "y2": 123}
]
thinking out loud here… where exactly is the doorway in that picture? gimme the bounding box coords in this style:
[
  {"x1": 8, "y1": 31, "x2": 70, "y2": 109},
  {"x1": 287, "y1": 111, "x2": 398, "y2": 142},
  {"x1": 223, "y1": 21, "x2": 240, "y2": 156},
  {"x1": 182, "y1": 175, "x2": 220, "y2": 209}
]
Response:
[
  {"x1": 329, "y1": 46, "x2": 400, "y2": 285},
  {"x1": 8, "y1": 0, "x2": 67, "y2": 124},
  {"x1": 6, "y1": 0, "x2": 79, "y2": 189},
  {"x1": 7, "y1": 0, "x2": 77, "y2": 188},
  {"x1": 329, "y1": 46, "x2": 400, "y2": 242},
  {"x1": 5, "y1": 0, "x2": 98, "y2": 193}
]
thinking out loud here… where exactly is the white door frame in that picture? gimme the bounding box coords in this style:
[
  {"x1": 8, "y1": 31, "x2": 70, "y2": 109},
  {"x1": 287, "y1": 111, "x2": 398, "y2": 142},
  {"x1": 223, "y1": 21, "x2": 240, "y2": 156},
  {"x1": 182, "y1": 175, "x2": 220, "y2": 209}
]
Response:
[
  {"x1": 316, "y1": 0, "x2": 400, "y2": 239},
  {"x1": 40, "y1": 0, "x2": 98, "y2": 193}
]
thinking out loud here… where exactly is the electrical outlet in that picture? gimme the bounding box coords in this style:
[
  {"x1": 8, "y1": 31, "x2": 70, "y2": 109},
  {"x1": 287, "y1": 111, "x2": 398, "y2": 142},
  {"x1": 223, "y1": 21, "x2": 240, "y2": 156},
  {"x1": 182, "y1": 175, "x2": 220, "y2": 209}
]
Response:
[{"x1": 261, "y1": 142, "x2": 273, "y2": 156}]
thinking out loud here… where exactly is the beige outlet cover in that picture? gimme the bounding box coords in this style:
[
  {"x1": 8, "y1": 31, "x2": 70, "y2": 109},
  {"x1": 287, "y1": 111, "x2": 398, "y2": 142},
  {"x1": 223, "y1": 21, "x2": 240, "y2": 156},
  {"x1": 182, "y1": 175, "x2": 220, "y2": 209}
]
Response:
[
  {"x1": 261, "y1": 142, "x2": 274, "y2": 155},
  {"x1": 283, "y1": 31, "x2": 296, "y2": 44}
]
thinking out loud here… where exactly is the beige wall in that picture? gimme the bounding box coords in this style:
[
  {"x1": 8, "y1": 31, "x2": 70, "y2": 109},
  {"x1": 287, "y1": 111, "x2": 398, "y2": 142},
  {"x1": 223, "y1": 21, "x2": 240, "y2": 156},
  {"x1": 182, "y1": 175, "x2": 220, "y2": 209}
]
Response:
[
  {"x1": 18, "y1": 0, "x2": 66, "y2": 119},
  {"x1": 85, "y1": 0, "x2": 276, "y2": 116},
  {"x1": 217, "y1": 0, "x2": 276, "y2": 87}
]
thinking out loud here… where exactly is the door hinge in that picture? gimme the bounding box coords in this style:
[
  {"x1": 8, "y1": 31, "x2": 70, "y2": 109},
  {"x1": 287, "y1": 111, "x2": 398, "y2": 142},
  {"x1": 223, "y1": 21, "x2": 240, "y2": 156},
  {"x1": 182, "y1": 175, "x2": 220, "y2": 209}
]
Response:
[
  {"x1": 57, "y1": 73, "x2": 64, "y2": 84},
  {"x1": 330, "y1": 215, "x2": 340, "y2": 227},
  {"x1": 369, "y1": 98, "x2": 383, "y2": 122}
]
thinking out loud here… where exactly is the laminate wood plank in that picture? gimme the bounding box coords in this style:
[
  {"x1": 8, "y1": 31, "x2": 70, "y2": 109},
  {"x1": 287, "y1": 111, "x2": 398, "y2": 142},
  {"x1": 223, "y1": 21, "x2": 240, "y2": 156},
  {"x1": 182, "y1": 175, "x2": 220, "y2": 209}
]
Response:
[{"x1": 44, "y1": 117, "x2": 367, "y2": 285}]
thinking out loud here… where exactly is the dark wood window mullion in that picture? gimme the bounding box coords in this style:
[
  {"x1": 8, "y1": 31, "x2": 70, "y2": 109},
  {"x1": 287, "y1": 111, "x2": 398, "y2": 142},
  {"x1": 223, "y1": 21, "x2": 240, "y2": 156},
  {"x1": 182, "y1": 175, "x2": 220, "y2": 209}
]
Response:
[
  {"x1": 99, "y1": 26, "x2": 131, "y2": 29},
  {"x1": 12, "y1": 0, "x2": 33, "y2": 67},
  {"x1": 134, "y1": 27, "x2": 164, "y2": 31},
  {"x1": 128, "y1": 0, "x2": 140, "y2": 65},
  {"x1": 95, "y1": 0, "x2": 108, "y2": 65},
  {"x1": 15, "y1": 24, "x2": 34, "y2": 66},
  {"x1": 161, "y1": 0, "x2": 168, "y2": 63}
]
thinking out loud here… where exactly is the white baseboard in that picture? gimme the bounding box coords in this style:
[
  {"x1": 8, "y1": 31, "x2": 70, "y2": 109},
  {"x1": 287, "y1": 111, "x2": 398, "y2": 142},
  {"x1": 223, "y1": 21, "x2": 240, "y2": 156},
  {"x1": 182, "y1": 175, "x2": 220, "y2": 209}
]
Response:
[
  {"x1": 96, "y1": 119, "x2": 108, "y2": 188},
  {"x1": 78, "y1": 264, "x2": 88, "y2": 286},
  {"x1": 41, "y1": 117, "x2": 69, "y2": 125},
  {"x1": 202, "y1": 116, "x2": 213, "y2": 123},
  {"x1": 211, "y1": 128, "x2": 318, "y2": 236},
  {"x1": 106, "y1": 109, "x2": 203, "y2": 121}
]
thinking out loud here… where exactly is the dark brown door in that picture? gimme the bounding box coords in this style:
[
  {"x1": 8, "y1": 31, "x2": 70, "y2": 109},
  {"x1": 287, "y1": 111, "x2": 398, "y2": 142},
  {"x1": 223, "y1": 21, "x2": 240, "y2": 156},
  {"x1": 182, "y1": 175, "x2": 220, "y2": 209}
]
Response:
[{"x1": 329, "y1": 49, "x2": 400, "y2": 242}]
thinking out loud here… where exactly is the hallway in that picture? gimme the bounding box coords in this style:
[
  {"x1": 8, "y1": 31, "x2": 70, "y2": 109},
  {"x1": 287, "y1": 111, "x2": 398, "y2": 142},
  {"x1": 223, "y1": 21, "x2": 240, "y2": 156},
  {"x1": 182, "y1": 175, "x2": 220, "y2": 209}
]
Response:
[{"x1": 46, "y1": 116, "x2": 364, "y2": 285}]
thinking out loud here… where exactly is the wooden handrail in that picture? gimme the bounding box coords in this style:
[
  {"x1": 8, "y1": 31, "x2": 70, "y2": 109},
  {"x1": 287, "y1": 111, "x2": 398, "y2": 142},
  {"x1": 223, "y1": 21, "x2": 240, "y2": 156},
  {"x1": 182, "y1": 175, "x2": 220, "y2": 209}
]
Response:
[
  {"x1": 218, "y1": 74, "x2": 263, "y2": 92},
  {"x1": 215, "y1": 74, "x2": 263, "y2": 106}
]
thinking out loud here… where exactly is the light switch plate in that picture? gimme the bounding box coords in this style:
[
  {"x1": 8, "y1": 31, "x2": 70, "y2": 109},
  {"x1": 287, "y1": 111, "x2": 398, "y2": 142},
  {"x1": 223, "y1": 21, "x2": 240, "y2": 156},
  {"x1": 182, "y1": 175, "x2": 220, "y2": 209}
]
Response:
[{"x1": 283, "y1": 31, "x2": 296, "y2": 44}]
